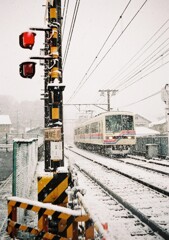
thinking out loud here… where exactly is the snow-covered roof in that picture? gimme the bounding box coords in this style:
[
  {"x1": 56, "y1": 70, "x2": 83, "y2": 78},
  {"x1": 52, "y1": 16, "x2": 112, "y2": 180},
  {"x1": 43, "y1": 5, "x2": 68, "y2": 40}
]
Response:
[
  {"x1": 149, "y1": 118, "x2": 166, "y2": 127},
  {"x1": 25, "y1": 127, "x2": 31, "y2": 132},
  {"x1": 135, "y1": 126, "x2": 160, "y2": 136},
  {"x1": 135, "y1": 114, "x2": 151, "y2": 123},
  {"x1": 0, "y1": 115, "x2": 11, "y2": 125}
]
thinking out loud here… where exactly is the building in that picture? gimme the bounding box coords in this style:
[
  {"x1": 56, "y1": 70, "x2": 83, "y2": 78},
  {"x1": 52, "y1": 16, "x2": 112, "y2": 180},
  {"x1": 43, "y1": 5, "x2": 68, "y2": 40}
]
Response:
[
  {"x1": 149, "y1": 118, "x2": 167, "y2": 134},
  {"x1": 0, "y1": 115, "x2": 12, "y2": 134},
  {"x1": 135, "y1": 126, "x2": 160, "y2": 136},
  {"x1": 135, "y1": 114, "x2": 151, "y2": 128}
]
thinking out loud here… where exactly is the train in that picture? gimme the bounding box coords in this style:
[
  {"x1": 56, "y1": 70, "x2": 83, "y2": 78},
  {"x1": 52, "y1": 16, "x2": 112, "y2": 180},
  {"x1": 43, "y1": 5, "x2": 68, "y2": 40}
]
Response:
[{"x1": 74, "y1": 111, "x2": 136, "y2": 156}]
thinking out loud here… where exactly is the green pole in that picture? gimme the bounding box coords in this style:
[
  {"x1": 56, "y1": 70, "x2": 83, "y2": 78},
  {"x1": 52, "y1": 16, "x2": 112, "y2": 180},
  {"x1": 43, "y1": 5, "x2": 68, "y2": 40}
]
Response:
[{"x1": 12, "y1": 141, "x2": 17, "y2": 196}]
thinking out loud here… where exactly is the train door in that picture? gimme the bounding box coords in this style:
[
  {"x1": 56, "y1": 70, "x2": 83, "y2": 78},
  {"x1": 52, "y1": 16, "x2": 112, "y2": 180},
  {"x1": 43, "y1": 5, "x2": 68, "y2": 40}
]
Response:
[
  {"x1": 102, "y1": 116, "x2": 105, "y2": 144},
  {"x1": 98, "y1": 121, "x2": 102, "y2": 144}
]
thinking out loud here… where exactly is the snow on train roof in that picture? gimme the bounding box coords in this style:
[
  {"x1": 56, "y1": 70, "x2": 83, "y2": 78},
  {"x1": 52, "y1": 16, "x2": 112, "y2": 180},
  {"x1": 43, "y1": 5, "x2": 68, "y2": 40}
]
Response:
[
  {"x1": 97, "y1": 111, "x2": 134, "y2": 116},
  {"x1": 75, "y1": 111, "x2": 134, "y2": 128}
]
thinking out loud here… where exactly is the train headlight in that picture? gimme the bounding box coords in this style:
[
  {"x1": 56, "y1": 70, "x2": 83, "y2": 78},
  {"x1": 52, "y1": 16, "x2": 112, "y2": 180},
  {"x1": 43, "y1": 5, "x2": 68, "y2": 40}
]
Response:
[{"x1": 128, "y1": 136, "x2": 132, "y2": 139}]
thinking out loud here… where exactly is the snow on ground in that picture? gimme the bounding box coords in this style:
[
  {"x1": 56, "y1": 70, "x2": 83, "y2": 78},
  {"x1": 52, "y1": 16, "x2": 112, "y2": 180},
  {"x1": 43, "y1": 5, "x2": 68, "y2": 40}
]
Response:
[{"x1": 1, "y1": 146, "x2": 169, "y2": 239}]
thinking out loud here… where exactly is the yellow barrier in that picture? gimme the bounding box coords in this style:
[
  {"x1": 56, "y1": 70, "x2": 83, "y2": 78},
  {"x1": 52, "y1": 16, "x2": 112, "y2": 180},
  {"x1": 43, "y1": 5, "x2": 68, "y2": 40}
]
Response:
[{"x1": 7, "y1": 196, "x2": 94, "y2": 239}]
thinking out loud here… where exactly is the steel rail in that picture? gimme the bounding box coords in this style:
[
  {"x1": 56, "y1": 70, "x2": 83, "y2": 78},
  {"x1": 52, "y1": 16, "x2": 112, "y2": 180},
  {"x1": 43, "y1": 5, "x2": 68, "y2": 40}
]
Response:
[
  {"x1": 71, "y1": 149, "x2": 169, "y2": 197},
  {"x1": 75, "y1": 163, "x2": 169, "y2": 240}
]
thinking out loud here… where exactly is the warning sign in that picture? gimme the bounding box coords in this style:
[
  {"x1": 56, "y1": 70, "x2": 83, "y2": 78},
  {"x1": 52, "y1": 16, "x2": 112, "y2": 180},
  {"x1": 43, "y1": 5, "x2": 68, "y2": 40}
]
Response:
[
  {"x1": 50, "y1": 141, "x2": 62, "y2": 160},
  {"x1": 44, "y1": 128, "x2": 61, "y2": 141}
]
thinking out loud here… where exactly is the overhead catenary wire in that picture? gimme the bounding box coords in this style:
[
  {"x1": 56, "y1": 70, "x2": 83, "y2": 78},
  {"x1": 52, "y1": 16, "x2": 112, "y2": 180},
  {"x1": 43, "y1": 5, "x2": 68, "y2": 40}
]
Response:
[
  {"x1": 62, "y1": 0, "x2": 67, "y2": 20},
  {"x1": 102, "y1": 19, "x2": 169, "y2": 89},
  {"x1": 62, "y1": 0, "x2": 80, "y2": 69},
  {"x1": 95, "y1": 21, "x2": 169, "y2": 103},
  {"x1": 67, "y1": 0, "x2": 148, "y2": 103},
  {"x1": 120, "y1": 57, "x2": 169, "y2": 92},
  {"x1": 76, "y1": 0, "x2": 132, "y2": 87},
  {"x1": 95, "y1": 56, "x2": 168, "y2": 106},
  {"x1": 96, "y1": 48, "x2": 169, "y2": 105},
  {"x1": 62, "y1": 0, "x2": 69, "y2": 39},
  {"x1": 115, "y1": 43, "x2": 169, "y2": 89},
  {"x1": 66, "y1": 0, "x2": 132, "y2": 103},
  {"x1": 119, "y1": 90, "x2": 161, "y2": 108},
  {"x1": 116, "y1": 47, "x2": 169, "y2": 91},
  {"x1": 62, "y1": 0, "x2": 80, "y2": 65}
]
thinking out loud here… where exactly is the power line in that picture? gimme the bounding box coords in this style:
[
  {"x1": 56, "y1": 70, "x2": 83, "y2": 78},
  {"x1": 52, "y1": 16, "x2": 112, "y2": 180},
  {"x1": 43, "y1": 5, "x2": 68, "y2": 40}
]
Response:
[
  {"x1": 81, "y1": 0, "x2": 148, "y2": 86},
  {"x1": 62, "y1": 0, "x2": 69, "y2": 39},
  {"x1": 95, "y1": 18, "x2": 169, "y2": 109},
  {"x1": 94, "y1": 20, "x2": 169, "y2": 103},
  {"x1": 63, "y1": 0, "x2": 80, "y2": 64},
  {"x1": 67, "y1": 0, "x2": 148, "y2": 102},
  {"x1": 96, "y1": 51, "x2": 169, "y2": 105},
  {"x1": 103, "y1": 19, "x2": 169, "y2": 89},
  {"x1": 66, "y1": 0, "x2": 132, "y2": 103},
  {"x1": 105, "y1": 25, "x2": 169, "y2": 90},
  {"x1": 62, "y1": 0, "x2": 80, "y2": 68},
  {"x1": 120, "y1": 57, "x2": 169, "y2": 92},
  {"x1": 62, "y1": 0, "x2": 67, "y2": 20},
  {"x1": 116, "y1": 46, "x2": 169, "y2": 90},
  {"x1": 80, "y1": 0, "x2": 132, "y2": 83},
  {"x1": 119, "y1": 90, "x2": 160, "y2": 108}
]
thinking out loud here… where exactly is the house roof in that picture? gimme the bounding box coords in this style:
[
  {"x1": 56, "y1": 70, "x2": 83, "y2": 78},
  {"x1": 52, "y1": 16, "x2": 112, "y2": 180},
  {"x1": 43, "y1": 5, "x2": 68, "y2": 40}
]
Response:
[
  {"x1": 135, "y1": 114, "x2": 151, "y2": 123},
  {"x1": 0, "y1": 115, "x2": 11, "y2": 125},
  {"x1": 149, "y1": 118, "x2": 166, "y2": 127}
]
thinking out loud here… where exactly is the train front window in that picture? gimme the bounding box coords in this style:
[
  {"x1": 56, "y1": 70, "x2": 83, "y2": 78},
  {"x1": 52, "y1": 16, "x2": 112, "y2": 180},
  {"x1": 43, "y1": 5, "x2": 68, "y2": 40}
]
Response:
[
  {"x1": 105, "y1": 115, "x2": 134, "y2": 133},
  {"x1": 122, "y1": 115, "x2": 134, "y2": 130},
  {"x1": 106, "y1": 115, "x2": 121, "y2": 133}
]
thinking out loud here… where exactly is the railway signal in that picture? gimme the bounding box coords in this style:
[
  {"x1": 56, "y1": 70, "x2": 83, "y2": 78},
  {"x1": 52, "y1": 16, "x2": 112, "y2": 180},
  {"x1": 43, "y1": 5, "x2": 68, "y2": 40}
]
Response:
[
  {"x1": 19, "y1": 32, "x2": 36, "y2": 49},
  {"x1": 19, "y1": 31, "x2": 37, "y2": 79},
  {"x1": 7, "y1": 1, "x2": 98, "y2": 239},
  {"x1": 19, "y1": 61, "x2": 36, "y2": 78}
]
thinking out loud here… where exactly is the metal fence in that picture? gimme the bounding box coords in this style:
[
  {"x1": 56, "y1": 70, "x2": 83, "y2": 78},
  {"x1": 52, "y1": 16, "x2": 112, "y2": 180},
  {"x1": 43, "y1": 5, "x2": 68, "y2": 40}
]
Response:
[
  {"x1": 13, "y1": 138, "x2": 38, "y2": 197},
  {"x1": 132, "y1": 135, "x2": 168, "y2": 157},
  {"x1": 12, "y1": 138, "x2": 39, "y2": 223}
]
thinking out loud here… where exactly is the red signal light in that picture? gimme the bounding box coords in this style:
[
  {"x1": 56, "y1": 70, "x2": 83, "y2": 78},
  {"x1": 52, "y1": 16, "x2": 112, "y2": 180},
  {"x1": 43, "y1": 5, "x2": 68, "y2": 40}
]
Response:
[
  {"x1": 19, "y1": 32, "x2": 36, "y2": 49},
  {"x1": 19, "y1": 62, "x2": 36, "y2": 78}
]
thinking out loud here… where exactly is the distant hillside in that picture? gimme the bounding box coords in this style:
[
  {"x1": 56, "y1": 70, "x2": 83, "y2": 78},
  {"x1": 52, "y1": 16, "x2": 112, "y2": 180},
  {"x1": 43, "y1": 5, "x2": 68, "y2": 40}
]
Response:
[{"x1": 0, "y1": 95, "x2": 44, "y2": 132}]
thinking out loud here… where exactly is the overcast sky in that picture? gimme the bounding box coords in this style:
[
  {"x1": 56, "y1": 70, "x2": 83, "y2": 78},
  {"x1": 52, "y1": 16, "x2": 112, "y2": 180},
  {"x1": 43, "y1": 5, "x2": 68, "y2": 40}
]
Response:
[{"x1": 0, "y1": 0, "x2": 169, "y2": 122}]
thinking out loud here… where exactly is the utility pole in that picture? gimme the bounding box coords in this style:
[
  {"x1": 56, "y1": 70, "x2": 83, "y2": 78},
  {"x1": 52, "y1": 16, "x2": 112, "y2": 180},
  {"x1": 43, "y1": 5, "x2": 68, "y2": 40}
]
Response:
[
  {"x1": 99, "y1": 89, "x2": 118, "y2": 111},
  {"x1": 7, "y1": 1, "x2": 96, "y2": 239},
  {"x1": 161, "y1": 84, "x2": 169, "y2": 157},
  {"x1": 86, "y1": 110, "x2": 94, "y2": 118},
  {"x1": 29, "y1": 0, "x2": 64, "y2": 171}
]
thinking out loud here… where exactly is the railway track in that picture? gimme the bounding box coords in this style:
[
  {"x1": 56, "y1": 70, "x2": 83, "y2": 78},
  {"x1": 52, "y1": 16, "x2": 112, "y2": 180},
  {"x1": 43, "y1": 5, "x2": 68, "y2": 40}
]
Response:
[
  {"x1": 69, "y1": 147, "x2": 169, "y2": 194},
  {"x1": 1, "y1": 147, "x2": 169, "y2": 239},
  {"x1": 65, "y1": 148, "x2": 169, "y2": 239},
  {"x1": 120, "y1": 155, "x2": 169, "y2": 176}
]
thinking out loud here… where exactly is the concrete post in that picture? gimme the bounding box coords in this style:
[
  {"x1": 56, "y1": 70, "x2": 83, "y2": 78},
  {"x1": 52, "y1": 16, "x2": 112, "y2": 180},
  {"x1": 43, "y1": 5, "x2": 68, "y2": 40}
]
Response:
[{"x1": 161, "y1": 84, "x2": 169, "y2": 157}]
